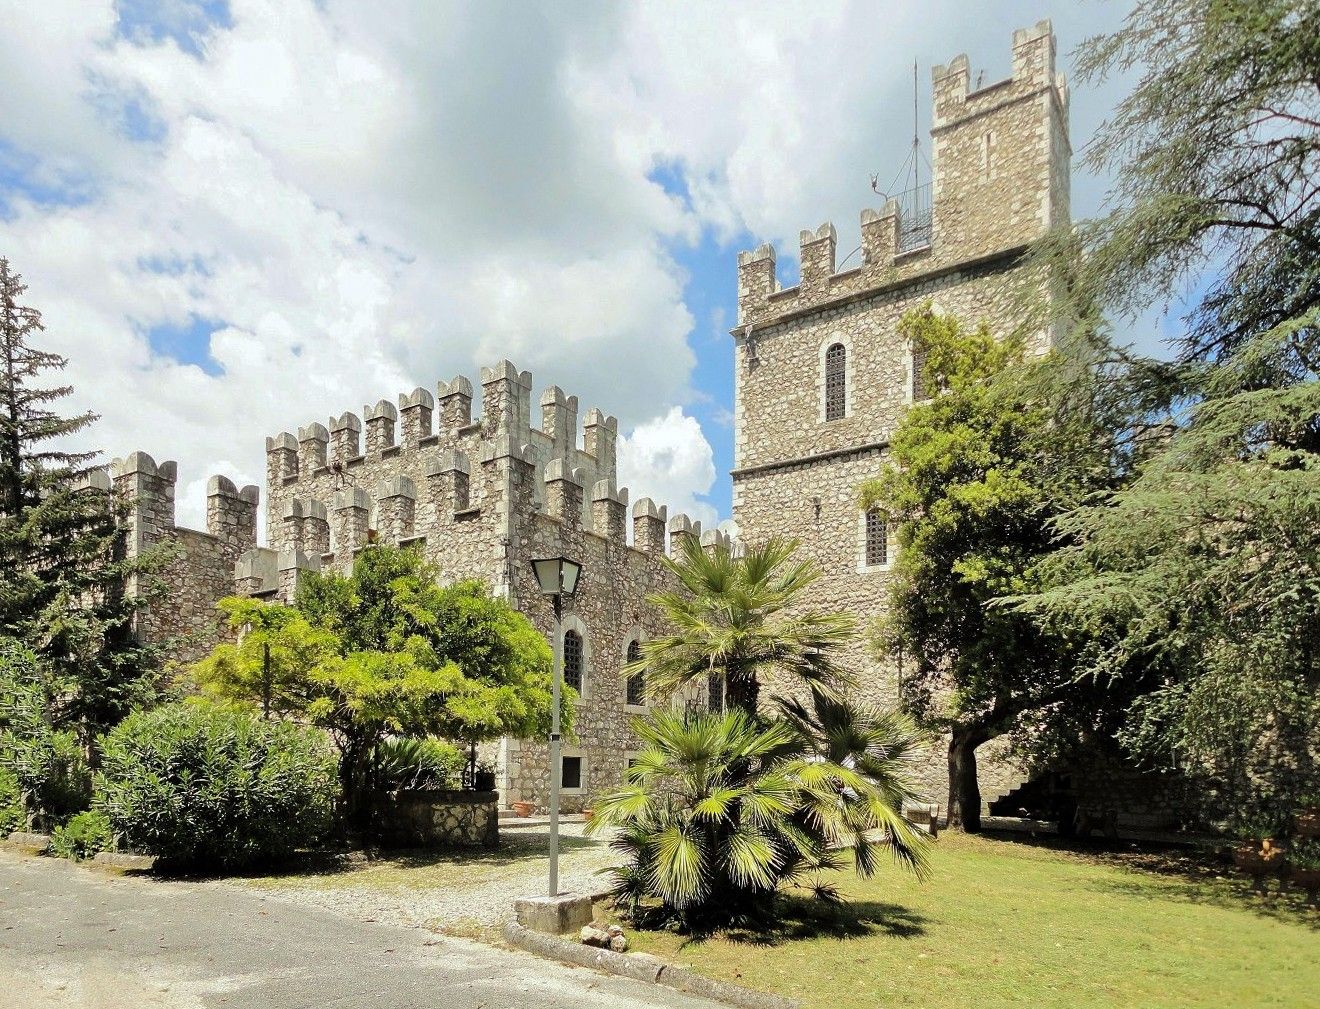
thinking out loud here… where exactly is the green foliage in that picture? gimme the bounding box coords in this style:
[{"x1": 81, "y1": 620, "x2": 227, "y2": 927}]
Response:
[
  {"x1": 194, "y1": 546, "x2": 559, "y2": 815},
  {"x1": 858, "y1": 307, "x2": 1125, "y2": 829},
  {"x1": 1014, "y1": 0, "x2": 1320, "y2": 814},
  {"x1": 95, "y1": 703, "x2": 337, "y2": 868},
  {"x1": 0, "y1": 641, "x2": 90, "y2": 828},
  {"x1": 370, "y1": 736, "x2": 465, "y2": 791},
  {"x1": 0, "y1": 259, "x2": 166, "y2": 743},
  {"x1": 632, "y1": 535, "x2": 853, "y2": 713},
  {"x1": 0, "y1": 766, "x2": 22, "y2": 833},
  {"x1": 590, "y1": 702, "x2": 929, "y2": 932},
  {"x1": 1290, "y1": 839, "x2": 1320, "y2": 871},
  {"x1": 50, "y1": 810, "x2": 112, "y2": 860}
]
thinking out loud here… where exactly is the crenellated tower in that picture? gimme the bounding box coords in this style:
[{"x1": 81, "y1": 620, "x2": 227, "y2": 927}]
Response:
[{"x1": 731, "y1": 21, "x2": 1070, "y2": 808}]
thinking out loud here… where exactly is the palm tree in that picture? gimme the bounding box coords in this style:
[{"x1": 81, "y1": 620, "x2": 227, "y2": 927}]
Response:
[
  {"x1": 589, "y1": 703, "x2": 930, "y2": 930},
  {"x1": 631, "y1": 536, "x2": 854, "y2": 714}
]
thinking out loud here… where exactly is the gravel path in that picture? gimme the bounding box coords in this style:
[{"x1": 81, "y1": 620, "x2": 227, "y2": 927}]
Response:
[{"x1": 233, "y1": 822, "x2": 623, "y2": 936}]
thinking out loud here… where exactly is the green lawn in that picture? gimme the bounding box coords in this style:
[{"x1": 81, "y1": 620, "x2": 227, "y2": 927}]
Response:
[{"x1": 624, "y1": 833, "x2": 1318, "y2": 1009}]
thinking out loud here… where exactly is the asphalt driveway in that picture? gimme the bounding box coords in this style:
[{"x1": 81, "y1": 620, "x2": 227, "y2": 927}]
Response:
[{"x1": 0, "y1": 849, "x2": 718, "y2": 1009}]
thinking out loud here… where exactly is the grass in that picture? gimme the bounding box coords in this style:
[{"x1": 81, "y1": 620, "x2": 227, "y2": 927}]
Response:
[{"x1": 621, "y1": 833, "x2": 1319, "y2": 1009}]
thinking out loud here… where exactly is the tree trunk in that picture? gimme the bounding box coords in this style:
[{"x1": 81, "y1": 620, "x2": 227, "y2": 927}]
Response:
[
  {"x1": 947, "y1": 726, "x2": 986, "y2": 833},
  {"x1": 725, "y1": 668, "x2": 760, "y2": 716}
]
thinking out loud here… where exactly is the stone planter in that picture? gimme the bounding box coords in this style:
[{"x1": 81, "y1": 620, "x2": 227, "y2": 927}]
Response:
[
  {"x1": 1290, "y1": 866, "x2": 1320, "y2": 903},
  {"x1": 1293, "y1": 809, "x2": 1320, "y2": 837},
  {"x1": 1234, "y1": 840, "x2": 1287, "y2": 891},
  {"x1": 370, "y1": 789, "x2": 498, "y2": 848}
]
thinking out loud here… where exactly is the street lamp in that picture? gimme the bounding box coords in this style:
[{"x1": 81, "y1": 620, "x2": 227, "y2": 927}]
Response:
[{"x1": 530, "y1": 555, "x2": 582, "y2": 898}]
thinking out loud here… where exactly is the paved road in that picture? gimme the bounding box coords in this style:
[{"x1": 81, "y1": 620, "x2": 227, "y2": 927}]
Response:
[{"x1": 0, "y1": 849, "x2": 719, "y2": 1009}]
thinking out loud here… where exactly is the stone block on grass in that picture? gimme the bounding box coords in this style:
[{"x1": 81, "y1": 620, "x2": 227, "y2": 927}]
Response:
[{"x1": 514, "y1": 893, "x2": 593, "y2": 934}]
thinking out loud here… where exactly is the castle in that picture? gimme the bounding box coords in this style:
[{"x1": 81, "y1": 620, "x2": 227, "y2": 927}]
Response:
[{"x1": 105, "y1": 21, "x2": 1077, "y2": 817}]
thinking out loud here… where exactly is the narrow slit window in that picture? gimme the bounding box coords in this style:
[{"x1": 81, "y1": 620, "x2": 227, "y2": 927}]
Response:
[
  {"x1": 708, "y1": 671, "x2": 725, "y2": 712},
  {"x1": 912, "y1": 344, "x2": 931, "y2": 402},
  {"x1": 825, "y1": 343, "x2": 846, "y2": 420},
  {"x1": 865, "y1": 509, "x2": 889, "y2": 567},
  {"x1": 626, "y1": 640, "x2": 645, "y2": 706},
  {"x1": 563, "y1": 630, "x2": 583, "y2": 692}
]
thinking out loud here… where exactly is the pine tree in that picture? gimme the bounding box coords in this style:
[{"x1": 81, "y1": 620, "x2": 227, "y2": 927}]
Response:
[{"x1": 0, "y1": 257, "x2": 162, "y2": 743}]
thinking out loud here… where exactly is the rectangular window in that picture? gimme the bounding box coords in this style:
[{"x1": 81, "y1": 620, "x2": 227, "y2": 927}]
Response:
[
  {"x1": 708, "y1": 671, "x2": 725, "y2": 712},
  {"x1": 825, "y1": 343, "x2": 846, "y2": 421},
  {"x1": 912, "y1": 346, "x2": 931, "y2": 402},
  {"x1": 626, "y1": 640, "x2": 645, "y2": 706},
  {"x1": 865, "y1": 509, "x2": 888, "y2": 567},
  {"x1": 561, "y1": 755, "x2": 582, "y2": 790},
  {"x1": 563, "y1": 630, "x2": 583, "y2": 692}
]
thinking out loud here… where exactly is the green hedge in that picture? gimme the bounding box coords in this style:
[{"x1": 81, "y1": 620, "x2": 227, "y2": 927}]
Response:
[
  {"x1": 0, "y1": 767, "x2": 23, "y2": 834},
  {"x1": 95, "y1": 704, "x2": 337, "y2": 869}
]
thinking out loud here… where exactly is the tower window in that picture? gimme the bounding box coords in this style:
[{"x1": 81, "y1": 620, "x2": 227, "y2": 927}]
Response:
[
  {"x1": 626, "y1": 640, "x2": 645, "y2": 706},
  {"x1": 824, "y1": 343, "x2": 846, "y2": 420},
  {"x1": 911, "y1": 344, "x2": 931, "y2": 402},
  {"x1": 865, "y1": 509, "x2": 889, "y2": 567},
  {"x1": 563, "y1": 629, "x2": 583, "y2": 692}
]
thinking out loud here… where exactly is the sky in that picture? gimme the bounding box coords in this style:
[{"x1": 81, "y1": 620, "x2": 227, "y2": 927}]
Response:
[{"x1": 0, "y1": 1, "x2": 1143, "y2": 534}]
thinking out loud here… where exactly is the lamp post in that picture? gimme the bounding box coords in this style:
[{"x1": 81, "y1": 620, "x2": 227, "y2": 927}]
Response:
[{"x1": 530, "y1": 556, "x2": 582, "y2": 898}]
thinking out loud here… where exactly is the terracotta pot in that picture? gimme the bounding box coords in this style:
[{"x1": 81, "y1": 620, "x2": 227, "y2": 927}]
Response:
[
  {"x1": 581, "y1": 808, "x2": 595, "y2": 820},
  {"x1": 511, "y1": 801, "x2": 535, "y2": 818},
  {"x1": 1293, "y1": 809, "x2": 1320, "y2": 837}
]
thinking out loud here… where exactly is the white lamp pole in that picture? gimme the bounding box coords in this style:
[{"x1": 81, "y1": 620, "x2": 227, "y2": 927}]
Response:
[
  {"x1": 548, "y1": 591, "x2": 562, "y2": 898},
  {"x1": 531, "y1": 557, "x2": 581, "y2": 900}
]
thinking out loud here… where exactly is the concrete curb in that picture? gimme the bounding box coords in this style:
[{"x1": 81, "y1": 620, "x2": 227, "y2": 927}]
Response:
[
  {"x1": 502, "y1": 920, "x2": 800, "y2": 1009},
  {"x1": 92, "y1": 851, "x2": 156, "y2": 871},
  {"x1": 4, "y1": 831, "x2": 52, "y2": 854}
]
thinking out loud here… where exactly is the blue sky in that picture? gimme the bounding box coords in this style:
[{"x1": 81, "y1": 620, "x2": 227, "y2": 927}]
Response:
[{"x1": 0, "y1": 1, "x2": 1139, "y2": 531}]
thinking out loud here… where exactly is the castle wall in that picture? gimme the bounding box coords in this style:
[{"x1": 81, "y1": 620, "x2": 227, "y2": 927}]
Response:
[
  {"x1": 111, "y1": 454, "x2": 258, "y2": 667},
  {"x1": 731, "y1": 21, "x2": 1070, "y2": 814}
]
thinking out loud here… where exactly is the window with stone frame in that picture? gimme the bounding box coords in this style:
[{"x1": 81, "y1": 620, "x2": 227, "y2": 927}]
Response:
[
  {"x1": 563, "y1": 629, "x2": 583, "y2": 692},
  {"x1": 864, "y1": 508, "x2": 889, "y2": 567},
  {"x1": 824, "y1": 342, "x2": 847, "y2": 420},
  {"x1": 911, "y1": 342, "x2": 932, "y2": 402},
  {"x1": 625, "y1": 640, "x2": 645, "y2": 706},
  {"x1": 708, "y1": 670, "x2": 725, "y2": 712},
  {"x1": 561, "y1": 754, "x2": 582, "y2": 790}
]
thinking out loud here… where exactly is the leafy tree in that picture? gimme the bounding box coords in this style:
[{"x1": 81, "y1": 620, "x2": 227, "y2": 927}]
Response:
[
  {"x1": 590, "y1": 701, "x2": 929, "y2": 931},
  {"x1": 1013, "y1": 0, "x2": 1320, "y2": 816},
  {"x1": 858, "y1": 307, "x2": 1127, "y2": 831},
  {"x1": 195, "y1": 546, "x2": 562, "y2": 815},
  {"x1": 0, "y1": 258, "x2": 164, "y2": 742},
  {"x1": 630, "y1": 535, "x2": 853, "y2": 714}
]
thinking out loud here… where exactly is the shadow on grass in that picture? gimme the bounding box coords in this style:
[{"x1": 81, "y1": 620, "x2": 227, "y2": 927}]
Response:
[
  {"x1": 675, "y1": 895, "x2": 929, "y2": 949},
  {"x1": 157, "y1": 829, "x2": 600, "y2": 882},
  {"x1": 978, "y1": 830, "x2": 1318, "y2": 929}
]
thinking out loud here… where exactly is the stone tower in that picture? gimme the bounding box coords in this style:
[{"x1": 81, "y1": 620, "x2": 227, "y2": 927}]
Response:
[{"x1": 731, "y1": 21, "x2": 1070, "y2": 804}]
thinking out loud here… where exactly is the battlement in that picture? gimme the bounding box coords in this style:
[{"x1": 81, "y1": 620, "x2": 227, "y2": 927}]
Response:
[
  {"x1": 107, "y1": 451, "x2": 259, "y2": 556},
  {"x1": 736, "y1": 21, "x2": 1069, "y2": 329},
  {"x1": 266, "y1": 359, "x2": 619, "y2": 492}
]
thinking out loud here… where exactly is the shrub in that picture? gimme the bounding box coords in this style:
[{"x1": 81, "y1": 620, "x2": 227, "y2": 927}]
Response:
[
  {"x1": 95, "y1": 704, "x2": 338, "y2": 869},
  {"x1": 371, "y1": 737, "x2": 465, "y2": 791},
  {"x1": 50, "y1": 810, "x2": 113, "y2": 860},
  {"x1": 0, "y1": 645, "x2": 91, "y2": 826},
  {"x1": 0, "y1": 767, "x2": 23, "y2": 834},
  {"x1": 591, "y1": 704, "x2": 930, "y2": 932}
]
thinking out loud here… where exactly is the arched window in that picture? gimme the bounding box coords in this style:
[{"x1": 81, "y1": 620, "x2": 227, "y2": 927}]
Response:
[
  {"x1": 865, "y1": 508, "x2": 889, "y2": 567},
  {"x1": 824, "y1": 343, "x2": 846, "y2": 420},
  {"x1": 563, "y1": 630, "x2": 584, "y2": 692},
  {"x1": 625, "y1": 640, "x2": 645, "y2": 706}
]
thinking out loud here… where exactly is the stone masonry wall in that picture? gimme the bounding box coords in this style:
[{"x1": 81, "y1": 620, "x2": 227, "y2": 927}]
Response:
[
  {"x1": 731, "y1": 21, "x2": 1071, "y2": 813},
  {"x1": 111, "y1": 453, "x2": 258, "y2": 667}
]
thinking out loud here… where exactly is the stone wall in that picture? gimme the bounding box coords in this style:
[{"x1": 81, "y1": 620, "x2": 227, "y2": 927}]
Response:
[
  {"x1": 731, "y1": 21, "x2": 1071, "y2": 811},
  {"x1": 370, "y1": 789, "x2": 499, "y2": 848},
  {"x1": 111, "y1": 453, "x2": 259, "y2": 667}
]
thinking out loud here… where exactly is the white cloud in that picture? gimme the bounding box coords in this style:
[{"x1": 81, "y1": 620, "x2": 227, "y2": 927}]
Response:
[
  {"x1": 618, "y1": 407, "x2": 718, "y2": 531},
  {"x1": 0, "y1": 1, "x2": 1129, "y2": 533}
]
